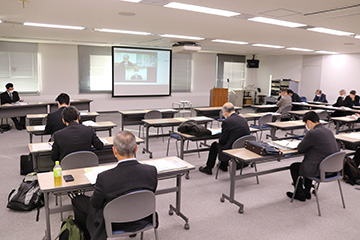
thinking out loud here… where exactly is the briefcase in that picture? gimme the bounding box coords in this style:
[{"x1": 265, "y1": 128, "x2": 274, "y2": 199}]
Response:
[
  {"x1": 20, "y1": 154, "x2": 34, "y2": 175},
  {"x1": 245, "y1": 141, "x2": 279, "y2": 156}
]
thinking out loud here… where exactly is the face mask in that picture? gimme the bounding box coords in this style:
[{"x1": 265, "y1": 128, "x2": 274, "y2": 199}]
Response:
[
  {"x1": 317, "y1": 94, "x2": 321, "y2": 97},
  {"x1": 305, "y1": 123, "x2": 310, "y2": 131},
  {"x1": 9, "y1": 90, "x2": 14, "y2": 94}
]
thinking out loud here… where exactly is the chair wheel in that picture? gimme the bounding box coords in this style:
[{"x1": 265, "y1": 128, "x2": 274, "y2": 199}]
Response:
[
  {"x1": 142, "y1": 149, "x2": 145, "y2": 154},
  {"x1": 184, "y1": 223, "x2": 190, "y2": 230},
  {"x1": 238, "y1": 208, "x2": 244, "y2": 214},
  {"x1": 169, "y1": 209, "x2": 174, "y2": 215},
  {"x1": 220, "y1": 197, "x2": 224, "y2": 202},
  {"x1": 149, "y1": 154, "x2": 153, "y2": 159}
]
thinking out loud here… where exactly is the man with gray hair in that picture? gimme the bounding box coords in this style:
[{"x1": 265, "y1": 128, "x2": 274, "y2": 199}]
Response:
[
  {"x1": 72, "y1": 131, "x2": 158, "y2": 240},
  {"x1": 199, "y1": 102, "x2": 250, "y2": 175}
]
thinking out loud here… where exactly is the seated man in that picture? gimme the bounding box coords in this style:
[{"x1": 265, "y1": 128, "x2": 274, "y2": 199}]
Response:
[
  {"x1": 287, "y1": 111, "x2": 338, "y2": 201},
  {"x1": 72, "y1": 131, "x2": 158, "y2": 240},
  {"x1": 51, "y1": 106, "x2": 104, "y2": 162},
  {"x1": 287, "y1": 89, "x2": 302, "y2": 102},
  {"x1": 45, "y1": 93, "x2": 70, "y2": 136},
  {"x1": 313, "y1": 89, "x2": 328, "y2": 103},
  {"x1": 276, "y1": 89, "x2": 292, "y2": 113},
  {"x1": 199, "y1": 102, "x2": 250, "y2": 175},
  {"x1": 331, "y1": 89, "x2": 348, "y2": 117},
  {"x1": 0, "y1": 83, "x2": 26, "y2": 130},
  {"x1": 344, "y1": 90, "x2": 360, "y2": 108}
]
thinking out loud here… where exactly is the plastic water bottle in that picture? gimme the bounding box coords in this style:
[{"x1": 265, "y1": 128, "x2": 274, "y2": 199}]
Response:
[{"x1": 53, "y1": 161, "x2": 62, "y2": 186}]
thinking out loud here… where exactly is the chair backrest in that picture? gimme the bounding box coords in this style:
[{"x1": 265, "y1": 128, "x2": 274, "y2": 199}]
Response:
[
  {"x1": 300, "y1": 96, "x2": 307, "y2": 102},
  {"x1": 104, "y1": 190, "x2": 156, "y2": 237},
  {"x1": 61, "y1": 151, "x2": 99, "y2": 170},
  {"x1": 317, "y1": 110, "x2": 328, "y2": 121},
  {"x1": 232, "y1": 135, "x2": 256, "y2": 149},
  {"x1": 258, "y1": 114, "x2": 273, "y2": 129},
  {"x1": 144, "y1": 110, "x2": 162, "y2": 119},
  {"x1": 318, "y1": 151, "x2": 346, "y2": 182}
]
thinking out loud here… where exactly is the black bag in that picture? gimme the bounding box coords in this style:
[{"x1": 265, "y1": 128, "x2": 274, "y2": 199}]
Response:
[
  {"x1": 7, "y1": 173, "x2": 44, "y2": 221},
  {"x1": 178, "y1": 121, "x2": 211, "y2": 137},
  {"x1": 0, "y1": 124, "x2": 11, "y2": 132},
  {"x1": 55, "y1": 215, "x2": 84, "y2": 240},
  {"x1": 343, "y1": 156, "x2": 360, "y2": 185},
  {"x1": 245, "y1": 140, "x2": 280, "y2": 156},
  {"x1": 20, "y1": 154, "x2": 34, "y2": 175}
]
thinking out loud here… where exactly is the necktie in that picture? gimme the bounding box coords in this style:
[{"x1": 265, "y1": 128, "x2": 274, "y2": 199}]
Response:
[{"x1": 9, "y1": 92, "x2": 13, "y2": 101}]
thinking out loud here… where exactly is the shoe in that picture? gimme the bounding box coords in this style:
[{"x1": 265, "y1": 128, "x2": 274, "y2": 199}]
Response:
[
  {"x1": 286, "y1": 191, "x2": 306, "y2": 202},
  {"x1": 199, "y1": 166, "x2": 212, "y2": 175},
  {"x1": 219, "y1": 163, "x2": 228, "y2": 172},
  {"x1": 129, "y1": 234, "x2": 137, "y2": 238}
]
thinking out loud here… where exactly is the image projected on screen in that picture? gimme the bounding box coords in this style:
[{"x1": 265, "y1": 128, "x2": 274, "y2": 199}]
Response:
[{"x1": 112, "y1": 46, "x2": 171, "y2": 97}]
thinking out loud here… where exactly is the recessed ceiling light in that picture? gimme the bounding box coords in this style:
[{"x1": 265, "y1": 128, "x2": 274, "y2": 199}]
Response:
[
  {"x1": 286, "y1": 47, "x2": 314, "y2": 52},
  {"x1": 161, "y1": 34, "x2": 204, "y2": 40},
  {"x1": 0, "y1": 20, "x2": 2, "y2": 23},
  {"x1": 94, "y1": 28, "x2": 151, "y2": 35},
  {"x1": 355, "y1": 35, "x2": 360, "y2": 39},
  {"x1": 307, "y1": 27, "x2": 354, "y2": 36},
  {"x1": 252, "y1": 43, "x2": 284, "y2": 49},
  {"x1": 315, "y1": 51, "x2": 339, "y2": 54},
  {"x1": 164, "y1": 2, "x2": 240, "y2": 17},
  {"x1": 120, "y1": 0, "x2": 142, "y2": 3},
  {"x1": 212, "y1": 39, "x2": 248, "y2": 45},
  {"x1": 23, "y1": 22, "x2": 85, "y2": 30},
  {"x1": 248, "y1": 17, "x2": 306, "y2": 28}
]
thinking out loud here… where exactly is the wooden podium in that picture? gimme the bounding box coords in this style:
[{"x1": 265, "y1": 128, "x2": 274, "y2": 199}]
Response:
[{"x1": 210, "y1": 88, "x2": 228, "y2": 107}]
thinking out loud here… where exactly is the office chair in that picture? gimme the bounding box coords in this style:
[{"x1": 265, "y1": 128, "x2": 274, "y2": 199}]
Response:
[
  {"x1": 139, "y1": 110, "x2": 164, "y2": 142},
  {"x1": 251, "y1": 113, "x2": 273, "y2": 141},
  {"x1": 215, "y1": 135, "x2": 258, "y2": 181},
  {"x1": 104, "y1": 190, "x2": 158, "y2": 240},
  {"x1": 291, "y1": 151, "x2": 346, "y2": 216}
]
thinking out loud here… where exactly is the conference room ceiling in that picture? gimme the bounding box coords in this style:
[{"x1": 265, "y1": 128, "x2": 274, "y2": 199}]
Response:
[{"x1": 1, "y1": 0, "x2": 360, "y2": 55}]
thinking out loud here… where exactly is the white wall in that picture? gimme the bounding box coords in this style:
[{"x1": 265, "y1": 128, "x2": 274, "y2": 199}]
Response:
[{"x1": 25, "y1": 44, "x2": 217, "y2": 112}]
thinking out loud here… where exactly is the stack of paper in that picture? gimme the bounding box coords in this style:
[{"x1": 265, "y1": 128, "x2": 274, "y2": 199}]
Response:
[
  {"x1": 34, "y1": 125, "x2": 45, "y2": 131},
  {"x1": 84, "y1": 165, "x2": 116, "y2": 184},
  {"x1": 270, "y1": 140, "x2": 301, "y2": 150},
  {"x1": 208, "y1": 128, "x2": 221, "y2": 135},
  {"x1": 145, "y1": 159, "x2": 187, "y2": 172},
  {"x1": 348, "y1": 132, "x2": 360, "y2": 139},
  {"x1": 82, "y1": 120, "x2": 99, "y2": 127},
  {"x1": 190, "y1": 116, "x2": 210, "y2": 121}
]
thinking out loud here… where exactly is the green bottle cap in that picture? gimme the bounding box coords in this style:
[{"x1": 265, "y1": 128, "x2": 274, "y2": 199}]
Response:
[{"x1": 55, "y1": 161, "x2": 59, "y2": 165}]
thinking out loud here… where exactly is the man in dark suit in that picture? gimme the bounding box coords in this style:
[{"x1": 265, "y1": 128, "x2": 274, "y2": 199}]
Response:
[
  {"x1": 313, "y1": 89, "x2": 328, "y2": 103},
  {"x1": 287, "y1": 111, "x2": 338, "y2": 201},
  {"x1": 287, "y1": 89, "x2": 302, "y2": 102},
  {"x1": 72, "y1": 131, "x2": 158, "y2": 240},
  {"x1": 0, "y1": 83, "x2": 26, "y2": 130},
  {"x1": 331, "y1": 89, "x2": 348, "y2": 117},
  {"x1": 51, "y1": 106, "x2": 104, "y2": 162},
  {"x1": 343, "y1": 90, "x2": 360, "y2": 108},
  {"x1": 199, "y1": 102, "x2": 250, "y2": 175},
  {"x1": 44, "y1": 93, "x2": 70, "y2": 135}
]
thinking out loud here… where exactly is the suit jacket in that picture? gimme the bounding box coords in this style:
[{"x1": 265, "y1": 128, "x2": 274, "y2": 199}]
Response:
[
  {"x1": 297, "y1": 124, "x2": 338, "y2": 177},
  {"x1": 88, "y1": 160, "x2": 158, "y2": 240},
  {"x1": 44, "y1": 106, "x2": 66, "y2": 135},
  {"x1": 333, "y1": 96, "x2": 346, "y2": 107},
  {"x1": 0, "y1": 91, "x2": 20, "y2": 104},
  {"x1": 291, "y1": 93, "x2": 302, "y2": 102},
  {"x1": 343, "y1": 95, "x2": 360, "y2": 108},
  {"x1": 51, "y1": 122, "x2": 104, "y2": 162},
  {"x1": 218, "y1": 113, "x2": 250, "y2": 161},
  {"x1": 276, "y1": 95, "x2": 292, "y2": 113},
  {"x1": 313, "y1": 94, "x2": 328, "y2": 103}
]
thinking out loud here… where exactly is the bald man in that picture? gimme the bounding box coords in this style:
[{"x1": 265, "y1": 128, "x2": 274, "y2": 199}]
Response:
[{"x1": 199, "y1": 102, "x2": 250, "y2": 175}]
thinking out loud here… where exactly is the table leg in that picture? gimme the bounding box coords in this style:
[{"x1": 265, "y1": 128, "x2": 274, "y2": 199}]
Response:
[
  {"x1": 220, "y1": 158, "x2": 245, "y2": 214},
  {"x1": 169, "y1": 175, "x2": 190, "y2": 230},
  {"x1": 44, "y1": 192, "x2": 51, "y2": 240},
  {"x1": 335, "y1": 121, "x2": 340, "y2": 134},
  {"x1": 109, "y1": 128, "x2": 112, "y2": 137},
  {"x1": 30, "y1": 133, "x2": 33, "y2": 143},
  {"x1": 142, "y1": 123, "x2": 153, "y2": 158}
]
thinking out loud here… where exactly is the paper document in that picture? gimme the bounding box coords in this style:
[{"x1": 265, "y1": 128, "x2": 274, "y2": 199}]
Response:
[
  {"x1": 159, "y1": 109, "x2": 175, "y2": 112},
  {"x1": 189, "y1": 116, "x2": 210, "y2": 121},
  {"x1": 31, "y1": 143, "x2": 52, "y2": 152},
  {"x1": 208, "y1": 128, "x2": 221, "y2": 135},
  {"x1": 269, "y1": 140, "x2": 301, "y2": 150},
  {"x1": 84, "y1": 165, "x2": 116, "y2": 184},
  {"x1": 82, "y1": 120, "x2": 99, "y2": 127},
  {"x1": 80, "y1": 112, "x2": 88, "y2": 116},
  {"x1": 145, "y1": 159, "x2": 187, "y2": 172},
  {"x1": 34, "y1": 125, "x2": 45, "y2": 131},
  {"x1": 100, "y1": 138, "x2": 109, "y2": 144},
  {"x1": 347, "y1": 132, "x2": 360, "y2": 139}
]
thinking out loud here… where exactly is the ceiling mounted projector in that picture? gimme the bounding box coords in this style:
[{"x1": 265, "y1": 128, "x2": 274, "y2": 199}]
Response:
[{"x1": 172, "y1": 42, "x2": 201, "y2": 53}]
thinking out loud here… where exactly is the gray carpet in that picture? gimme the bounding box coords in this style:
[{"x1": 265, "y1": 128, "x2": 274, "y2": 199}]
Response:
[{"x1": 1, "y1": 109, "x2": 360, "y2": 240}]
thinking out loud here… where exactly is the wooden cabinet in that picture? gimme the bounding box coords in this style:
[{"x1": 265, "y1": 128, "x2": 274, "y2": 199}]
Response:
[{"x1": 210, "y1": 88, "x2": 228, "y2": 107}]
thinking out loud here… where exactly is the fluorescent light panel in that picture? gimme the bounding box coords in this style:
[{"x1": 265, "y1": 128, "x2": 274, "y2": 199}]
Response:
[
  {"x1": 95, "y1": 28, "x2": 151, "y2": 35},
  {"x1": 248, "y1": 17, "x2": 306, "y2": 28},
  {"x1": 161, "y1": 34, "x2": 204, "y2": 40},
  {"x1": 212, "y1": 39, "x2": 248, "y2": 45},
  {"x1": 252, "y1": 43, "x2": 284, "y2": 49},
  {"x1": 23, "y1": 22, "x2": 84, "y2": 30},
  {"x1": 355, "y1": 35, "x2": 360, "y2": 39},
  {"x1": 0, "y1": 20, "x2": 2, "y2": 23},
  {"x1": 164, "y1": 2, "x2": 240, "y2": 17},
  {"x1": 307, "y1": 27, "x2": 354, "y2": 36},
  {"x1": 315, "y1": 51, "x2": 339, "y2": 54},
  {"x1": 120, "y1": 0, "x2": 141, "y2": 2},
  {"x1": 286, "y1": 47, "x2": 314, "y2": 52}
]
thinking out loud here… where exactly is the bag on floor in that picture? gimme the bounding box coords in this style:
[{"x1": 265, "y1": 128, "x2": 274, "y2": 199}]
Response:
[
  {"x1": 55, "y1": 215, "x2": 84, "y2": 240},
  {"x1": 0, "y1": 124, "x2": 11, "y2": 132},
  {"x1": 7, "y1": 172, "x2": 44, "y2": 221},
  {"x1": 343, "y1": 156, "x2": 360, "y2": 185},
  {"x1": 20, "y1": 154, "x2": 34, "y2": 175}
]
